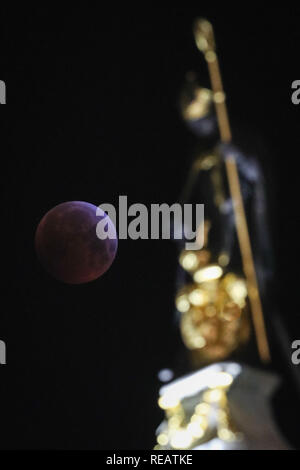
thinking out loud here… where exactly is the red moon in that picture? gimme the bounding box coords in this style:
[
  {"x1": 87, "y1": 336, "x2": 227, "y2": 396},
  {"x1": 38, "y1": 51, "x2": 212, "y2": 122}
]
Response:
[{"x1": 35, "y1": 201, "x2": 118, "y2": 284}]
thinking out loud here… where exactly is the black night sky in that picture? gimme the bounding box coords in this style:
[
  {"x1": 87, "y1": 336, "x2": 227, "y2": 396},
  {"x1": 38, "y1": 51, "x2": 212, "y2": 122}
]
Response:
[{"x1": 0, "y1": 6, "x2": 300, "y2": 450}]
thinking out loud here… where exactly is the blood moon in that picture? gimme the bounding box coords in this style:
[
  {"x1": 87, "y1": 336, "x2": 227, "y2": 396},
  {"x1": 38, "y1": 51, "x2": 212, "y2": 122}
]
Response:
[{"x1": 35, "y1": 201, "x2": 118, "y2": 284}]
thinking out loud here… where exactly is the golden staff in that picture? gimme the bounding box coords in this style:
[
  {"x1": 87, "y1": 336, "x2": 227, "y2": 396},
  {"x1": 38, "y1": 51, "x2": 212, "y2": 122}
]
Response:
[{"x1": 193, "y1": 19, "x2": 271, "y2": 363}]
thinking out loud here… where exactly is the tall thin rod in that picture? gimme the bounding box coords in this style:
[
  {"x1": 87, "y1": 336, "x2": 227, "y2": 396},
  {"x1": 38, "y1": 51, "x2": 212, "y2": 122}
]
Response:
[{"x1": 194, "y1": 19, "x2": 271, "y2": 363}]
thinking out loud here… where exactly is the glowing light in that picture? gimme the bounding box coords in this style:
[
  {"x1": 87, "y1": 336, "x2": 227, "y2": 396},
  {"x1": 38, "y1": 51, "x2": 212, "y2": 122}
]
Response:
[
  {"x1": 189, "y1": 289, "x2": 207, "y2": 307},
  {"x1": 199, "y1": 157, "x2": 216, "y2": 171},
  {"x1": 218, "y1": 428, "x2": 236, "y2": 442},
  {"x1": 171, "y1": 430, "x2": 193, "y2": 450},
  {"x1": 158, "y1": 394, "x2": 180, "y2": 410},
  {"x1": 207, "y1": 372, "x2": 233, "y2": 389},
  {"x1": 191, "y1": 414, "x2": 208, "y2": 430},
  {"x1": 158, "y1": 369, "x2": 174, "y2": 383},
  {"x1": 187, "y1": 422, "x2": 205, "y2": 439},
  {"x1": 176, "y1": 295, "x2": 190, "y2": 313},
  {"x1": 203, "y1": 389, "x2": 224, "y2": 403},
  {"x1": 180, "y1": 252, "x2": 198, "y2": 271},
  {"x1": 214, "y1": 91, "x2": 226, "y2": 103},
  {"x1": 205, "y1": 51, "x2": 217, "y2": 62},
  {"x1": 193, "y1": 336, "x2": 206, "y2": 349},
  {"x1": 194, "y1": 438, "x2": 228, "y2": 450},
  {"x1": 156, "y1": 364, "x2": 244, "y2": 451},
  {"x1": 168, "y1": 416, "x2": 182, "y2": 429},
  {"x1": 195, "y1": 403, "x2": 211, "y2": 415},
  {"x1": 194, "y1": 265, "x2": 223, "y2": 284},
  {"x1": 186, "y1": 99, "x2": 208, "y2": 120},
  {"x1": 197, "y1": 37, "x2": 208, "y2": 52},
  {"x1": 226, "y1": 364, "x2": 242, "y2": 376},
  {"x1": 157, "y1": 433, "x2": 169, "y2": 446},
  {"x1": 228, "y1": 280, "x2": 247, "y2": 305},
  {"x1": 159, "y1": 363, "x2": 241, "y2": 403},
  {"x1": 183, "y1": 87, "x2": 213, "y2": 122}
]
